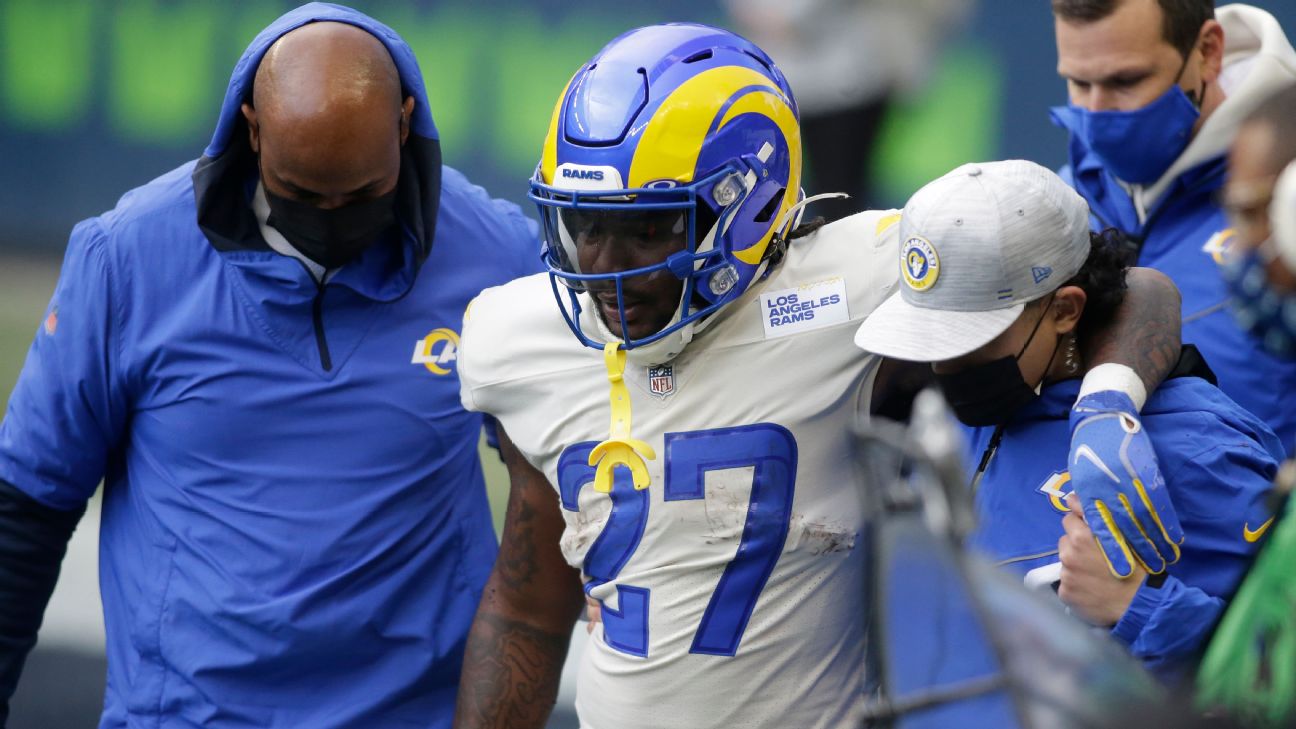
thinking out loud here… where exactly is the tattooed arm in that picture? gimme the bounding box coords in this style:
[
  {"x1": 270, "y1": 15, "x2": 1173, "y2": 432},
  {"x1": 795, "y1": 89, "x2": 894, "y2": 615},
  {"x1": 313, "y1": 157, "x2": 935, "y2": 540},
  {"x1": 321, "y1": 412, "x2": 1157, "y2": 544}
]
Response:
[
  {"x1": 453, "y1": 426, "x2": 584, "y2": 729},
  {"x1": 1079, "y1": 266, "x2": 1182, "y2": 394}
]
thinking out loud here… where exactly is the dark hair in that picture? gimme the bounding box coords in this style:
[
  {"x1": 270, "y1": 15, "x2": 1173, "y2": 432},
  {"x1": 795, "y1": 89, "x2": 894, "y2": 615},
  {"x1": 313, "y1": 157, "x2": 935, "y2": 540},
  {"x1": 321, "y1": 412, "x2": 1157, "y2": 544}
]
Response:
[
  {"x1": 1241, "y1": 81, "x2": 1296, "y2": 175},
  {"x1": 1051, "y1": 0, "x2": 1214, "y2": 59},
  {"x1": 1061, "y1": 228, "x2": 1130, "y2": 347},
  {"x1": 788, "y1": 215, "x2": 827, "y2": 240}
]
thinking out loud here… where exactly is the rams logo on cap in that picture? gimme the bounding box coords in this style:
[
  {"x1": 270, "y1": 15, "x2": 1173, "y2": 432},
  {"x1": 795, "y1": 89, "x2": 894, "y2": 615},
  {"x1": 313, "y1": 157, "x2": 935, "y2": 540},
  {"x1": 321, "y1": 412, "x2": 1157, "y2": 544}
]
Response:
[{"x1": 901, "y1": 236, "x2": 940, "y2": 292}]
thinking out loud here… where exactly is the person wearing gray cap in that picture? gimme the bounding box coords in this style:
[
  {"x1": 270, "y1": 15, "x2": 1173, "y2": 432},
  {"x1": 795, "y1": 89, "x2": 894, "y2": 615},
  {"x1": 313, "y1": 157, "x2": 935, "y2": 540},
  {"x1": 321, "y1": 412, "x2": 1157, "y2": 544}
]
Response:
[
  {"x1": 864, "y1": 159, "x2": 1180, "y2": 582},
  {"x1": 856, "y1": 159, "x2": 1284, "y2": 678}
]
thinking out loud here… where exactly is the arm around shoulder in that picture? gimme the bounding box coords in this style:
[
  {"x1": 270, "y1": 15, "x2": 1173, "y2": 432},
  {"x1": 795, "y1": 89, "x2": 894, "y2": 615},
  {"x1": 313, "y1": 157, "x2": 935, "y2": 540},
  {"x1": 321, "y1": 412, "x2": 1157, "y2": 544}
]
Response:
[
  {"x1": 1079, "y1": 266, "x2": 1182, "y2": 401},
  {"x1": 453, "y1": 426, "x2": 584, "y2": 729},
  {"x1": 1067, "y1": 267, "x2": 1185, "y2": 578}
]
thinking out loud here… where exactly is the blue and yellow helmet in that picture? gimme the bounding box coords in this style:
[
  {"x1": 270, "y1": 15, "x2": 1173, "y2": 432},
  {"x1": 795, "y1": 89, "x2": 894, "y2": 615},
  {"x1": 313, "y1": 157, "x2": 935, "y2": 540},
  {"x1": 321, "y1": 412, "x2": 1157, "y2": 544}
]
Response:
[{"x1": 530, "y1": 23, "x2": 802, "y2": 361}]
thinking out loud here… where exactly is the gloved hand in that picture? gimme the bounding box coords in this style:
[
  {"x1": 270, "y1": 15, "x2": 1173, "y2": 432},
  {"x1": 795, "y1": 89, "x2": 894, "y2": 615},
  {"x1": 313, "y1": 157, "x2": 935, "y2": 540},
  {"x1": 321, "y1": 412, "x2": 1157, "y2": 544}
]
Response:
[{"x1": 1069, "y1": 390, "x2": 1184, "y2": 578}]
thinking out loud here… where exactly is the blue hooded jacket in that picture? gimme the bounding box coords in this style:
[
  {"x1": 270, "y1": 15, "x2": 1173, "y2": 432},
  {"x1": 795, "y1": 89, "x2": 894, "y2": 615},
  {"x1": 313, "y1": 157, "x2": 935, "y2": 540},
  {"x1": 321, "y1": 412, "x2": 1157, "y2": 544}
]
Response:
[
  {"x1": 1060, "y1": 143, "x2": 1296, "y2": 450},
  {"x1": 1055, "y1": 4, "x2": 1296, "y2": 450},
  {"x1": 0, "y1": 4, "x2": 540, "y2": 727},
  {"x1": 962, "y1": 376, "x2": 1282, "y2": 679}
]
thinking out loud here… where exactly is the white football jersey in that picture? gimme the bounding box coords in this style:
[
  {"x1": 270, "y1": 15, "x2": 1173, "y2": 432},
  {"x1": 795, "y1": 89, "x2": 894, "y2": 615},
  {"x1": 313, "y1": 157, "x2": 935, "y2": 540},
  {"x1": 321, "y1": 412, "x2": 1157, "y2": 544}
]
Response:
[{"x1": 459, "y1": 210, "x2": 901, "y2": 729}]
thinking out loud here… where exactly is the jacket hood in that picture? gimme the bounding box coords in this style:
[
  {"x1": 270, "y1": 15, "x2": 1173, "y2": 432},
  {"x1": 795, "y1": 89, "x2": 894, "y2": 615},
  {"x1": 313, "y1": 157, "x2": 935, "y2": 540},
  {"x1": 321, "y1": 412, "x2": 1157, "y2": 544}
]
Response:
[{"x1": 192, "y1": 2, "x2": 442, "y2": 265}]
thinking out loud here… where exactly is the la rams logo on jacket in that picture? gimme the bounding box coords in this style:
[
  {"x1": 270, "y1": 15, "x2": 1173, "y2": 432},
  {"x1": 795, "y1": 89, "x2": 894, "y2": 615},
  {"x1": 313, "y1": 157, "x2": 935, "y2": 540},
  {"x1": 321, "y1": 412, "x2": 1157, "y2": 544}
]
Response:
[
  {"x1": 1201, "y1": 228, "x2": 1236, "y2": 265},
  {"x1": 1037, "y1": 471, "x2": 1072, "y2": 514},
  {"x1": 901, "y1": 236, "x2": 940, "y2": 291},
  {"x1": 411, "y1": 328, "x2": 459, "y2": 375}
]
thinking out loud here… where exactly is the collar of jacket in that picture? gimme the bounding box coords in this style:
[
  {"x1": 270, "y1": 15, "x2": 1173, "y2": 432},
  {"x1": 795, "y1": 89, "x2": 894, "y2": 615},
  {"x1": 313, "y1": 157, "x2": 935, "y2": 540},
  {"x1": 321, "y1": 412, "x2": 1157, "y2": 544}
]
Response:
[{"x1": 1069, "y1": 144, "x2": 1227, "y2": 239}]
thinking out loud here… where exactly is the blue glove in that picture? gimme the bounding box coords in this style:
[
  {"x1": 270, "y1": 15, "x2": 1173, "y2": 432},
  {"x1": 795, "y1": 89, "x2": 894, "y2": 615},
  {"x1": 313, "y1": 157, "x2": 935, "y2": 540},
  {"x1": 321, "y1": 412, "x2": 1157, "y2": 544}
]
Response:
[{"x1": 1069, "y1": 390, "x2": 1184, "y2": 578}]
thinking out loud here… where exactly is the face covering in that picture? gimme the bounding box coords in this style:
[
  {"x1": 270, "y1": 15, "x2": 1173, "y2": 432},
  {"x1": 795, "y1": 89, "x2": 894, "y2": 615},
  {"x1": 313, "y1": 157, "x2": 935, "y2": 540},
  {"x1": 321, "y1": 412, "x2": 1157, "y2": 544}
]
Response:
[
  {"x1": 263, "y1": 184, "x2": 398, "y2": 270},
  {"x1": 1049, "y1": 56, "x2": 1203, "y2": 186},
  {"x1": 1222, "y1": 244, "x2": 1296, "y2": 359},
  {"x1": 936, "y1": 296, "x2": 1060, "y2": 427}
]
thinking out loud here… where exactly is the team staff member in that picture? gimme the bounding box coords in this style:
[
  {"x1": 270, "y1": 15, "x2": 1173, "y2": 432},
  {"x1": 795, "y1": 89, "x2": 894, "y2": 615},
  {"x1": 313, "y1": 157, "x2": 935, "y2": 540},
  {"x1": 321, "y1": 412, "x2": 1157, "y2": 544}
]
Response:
[
  {"x1": 1050, "y1": 0, "x2": 1296, "y2": 447},
  {"x1": 1221, "y1": 81, "x2": 1296, "y2": 356},
  {"x1": 453, "y1": 25, "x2": 1186, "y2": 728},
  {"x1": 0, "y1": 5, "x2": 539, "y2": 727},
  {"x1": 1198, "y1": 82, "x2": 1296, "y2": 726},
  {"x1": 856, "y1": 160, "x2": 1282, "y2": 679}
]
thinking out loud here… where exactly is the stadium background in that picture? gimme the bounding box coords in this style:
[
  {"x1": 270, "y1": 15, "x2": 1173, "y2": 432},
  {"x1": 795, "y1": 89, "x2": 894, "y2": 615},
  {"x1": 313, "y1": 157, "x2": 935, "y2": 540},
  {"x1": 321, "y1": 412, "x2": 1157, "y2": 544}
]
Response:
[{"x1": 2, "y1": 1, "x2": 1294, "y2": 726}]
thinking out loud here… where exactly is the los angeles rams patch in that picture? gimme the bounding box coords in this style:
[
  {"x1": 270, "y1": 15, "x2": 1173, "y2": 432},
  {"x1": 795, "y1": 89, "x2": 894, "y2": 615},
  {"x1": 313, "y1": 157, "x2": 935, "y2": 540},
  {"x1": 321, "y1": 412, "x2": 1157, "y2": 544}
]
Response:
[
  {"x1": 901, "y1": 236, "x2": 940, "y2": 291},
  {"x1": 1036, "y1": 471, "x2": 1072, "y2": 514},
  {"x1": 759, "y1": 277, "x2": 849, "y2": 339},
  {"x1": 1202, "y1": 228, "x2": 1236, "y2": 265}
]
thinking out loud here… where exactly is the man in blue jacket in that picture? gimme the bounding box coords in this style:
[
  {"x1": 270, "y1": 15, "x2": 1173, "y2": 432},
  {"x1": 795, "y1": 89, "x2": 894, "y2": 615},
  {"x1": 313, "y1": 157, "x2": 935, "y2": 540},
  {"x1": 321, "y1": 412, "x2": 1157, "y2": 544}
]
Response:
[
  {"x1": 1049, "y1": 0, "x2": 1296, "y2": 447},
  {"x1": 0, "y1": 4, "x2": 539, "y2": 727},
  {"x1": 856, "y1": 159, "x2": 1282, "y2": 680}
]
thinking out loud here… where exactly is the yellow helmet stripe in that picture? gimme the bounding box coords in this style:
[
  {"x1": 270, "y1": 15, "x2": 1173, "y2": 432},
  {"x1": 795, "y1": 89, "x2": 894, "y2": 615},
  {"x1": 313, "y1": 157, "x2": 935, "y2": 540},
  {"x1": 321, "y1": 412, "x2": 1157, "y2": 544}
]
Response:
[
  {"x1": 718, "y1": 91, "x2": 801, "y2": 265},
  {"x1": 628, "y1": 66, "x2": 786, "y2": 188},
  {"x1": 540, "y1": 71, "x2": 580, "y2": 185}
]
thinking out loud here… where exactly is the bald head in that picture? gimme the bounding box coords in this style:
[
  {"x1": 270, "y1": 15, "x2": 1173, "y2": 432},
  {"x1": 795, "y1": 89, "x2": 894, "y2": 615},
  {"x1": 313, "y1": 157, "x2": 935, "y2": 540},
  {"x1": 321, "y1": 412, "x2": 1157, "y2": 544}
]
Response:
[
  {"x1": 253, "y1": 22, "x2": 401, "y2": 124},
  {"x1": 242, "y1": 21, "x2": 415, "y2": 209}
]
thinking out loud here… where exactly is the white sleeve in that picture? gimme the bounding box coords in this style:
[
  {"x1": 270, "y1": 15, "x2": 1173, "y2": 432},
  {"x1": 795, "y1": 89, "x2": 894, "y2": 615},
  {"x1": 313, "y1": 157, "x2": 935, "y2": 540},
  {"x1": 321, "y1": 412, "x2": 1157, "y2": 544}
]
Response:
[{"x1": 457, "y1": 295, "x2": 484, "y2": 414}]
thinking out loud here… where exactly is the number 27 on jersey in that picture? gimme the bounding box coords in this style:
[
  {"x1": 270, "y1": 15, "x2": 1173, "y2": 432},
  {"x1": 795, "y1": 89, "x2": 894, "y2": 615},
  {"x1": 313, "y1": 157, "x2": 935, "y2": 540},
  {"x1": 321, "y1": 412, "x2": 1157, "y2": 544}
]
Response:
[{"x1": 556, "y1": 424, "x2": 798, "y2": 658}]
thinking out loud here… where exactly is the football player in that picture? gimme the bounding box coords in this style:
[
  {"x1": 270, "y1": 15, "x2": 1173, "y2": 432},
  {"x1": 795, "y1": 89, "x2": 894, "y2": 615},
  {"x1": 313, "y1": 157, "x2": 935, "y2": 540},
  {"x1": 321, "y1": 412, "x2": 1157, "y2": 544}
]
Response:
[{"x1": 451, "y1": 23, "x2": 1184, "y2": 728}]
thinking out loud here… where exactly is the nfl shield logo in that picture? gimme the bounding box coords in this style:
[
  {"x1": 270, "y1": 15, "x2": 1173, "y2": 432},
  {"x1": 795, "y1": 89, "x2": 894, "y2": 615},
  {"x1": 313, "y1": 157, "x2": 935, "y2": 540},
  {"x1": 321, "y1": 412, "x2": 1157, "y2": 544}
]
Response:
[{"x1": 647, "y1": 365, "x2": 675, "y2": 398}]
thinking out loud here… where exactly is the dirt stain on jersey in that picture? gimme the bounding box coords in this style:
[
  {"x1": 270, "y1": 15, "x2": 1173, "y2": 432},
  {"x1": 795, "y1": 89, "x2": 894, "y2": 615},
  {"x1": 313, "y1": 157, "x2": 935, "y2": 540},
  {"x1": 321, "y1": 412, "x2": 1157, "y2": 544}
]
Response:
[
  {"x1": 703, "y1": 480, "x2": 750, "y2": 541},
  {"x1": 561, "y1": 501, "x2": 611, "y2": 561},
  {"x1": 786, "y1": 516, "x2": 856, "y2": 556},
  {"x1": 702, "y1": 467, "x2": 755, "y2": 541}
]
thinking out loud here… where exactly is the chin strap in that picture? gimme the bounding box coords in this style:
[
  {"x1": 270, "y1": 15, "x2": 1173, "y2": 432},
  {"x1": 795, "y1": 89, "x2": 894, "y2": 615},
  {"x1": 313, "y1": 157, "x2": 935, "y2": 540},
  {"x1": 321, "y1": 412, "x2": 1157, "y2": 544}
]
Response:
[
  {"x1": 589, "y1": 342, "x2": 656, "y2": 493},
  {"x1": 763, "y1": 191, "x2": 850, "y2": 267},
  {"x1": 774, "y1": 191, "x2": 849, "y2": 240}
]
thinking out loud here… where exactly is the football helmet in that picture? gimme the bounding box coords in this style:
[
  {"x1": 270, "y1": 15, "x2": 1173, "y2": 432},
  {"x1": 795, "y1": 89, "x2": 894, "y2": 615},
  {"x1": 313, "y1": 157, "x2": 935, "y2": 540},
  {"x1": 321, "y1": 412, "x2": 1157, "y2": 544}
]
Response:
[{"x1": 530, "y1": 23, "x2": 803, "y2": 364}]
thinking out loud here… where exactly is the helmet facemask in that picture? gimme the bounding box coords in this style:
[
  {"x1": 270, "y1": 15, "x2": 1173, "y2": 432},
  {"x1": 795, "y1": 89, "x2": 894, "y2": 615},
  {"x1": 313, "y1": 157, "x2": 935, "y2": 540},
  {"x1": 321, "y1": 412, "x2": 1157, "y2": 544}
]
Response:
[
  {"x1": 530, "y1": 23, "x2": 803, "y2": 363},
  {"x1": 532, "y1": 165, "x2": 744, "y2": 363}
]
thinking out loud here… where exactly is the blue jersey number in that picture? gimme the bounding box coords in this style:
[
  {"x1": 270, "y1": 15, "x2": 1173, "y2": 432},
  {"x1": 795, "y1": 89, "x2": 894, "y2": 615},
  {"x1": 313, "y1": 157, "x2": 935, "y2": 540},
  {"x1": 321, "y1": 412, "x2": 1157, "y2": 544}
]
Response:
[
  {"x1": 558, "y1": 443, "x2": 651, "y2": 656},
  {"x1": 557, "y1": 424, "x2": 798, "y2": 658}
]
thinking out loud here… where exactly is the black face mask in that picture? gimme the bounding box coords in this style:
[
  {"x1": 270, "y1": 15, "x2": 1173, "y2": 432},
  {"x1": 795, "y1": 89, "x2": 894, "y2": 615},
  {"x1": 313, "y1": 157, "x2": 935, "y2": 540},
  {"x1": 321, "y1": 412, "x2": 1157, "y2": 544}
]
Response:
[
  {"x1": 935, "y1": 296, "x2": 1060, "y2": 428},
  {"x1": 263, "y1": 184, "x2": 398, "y2": 270}
]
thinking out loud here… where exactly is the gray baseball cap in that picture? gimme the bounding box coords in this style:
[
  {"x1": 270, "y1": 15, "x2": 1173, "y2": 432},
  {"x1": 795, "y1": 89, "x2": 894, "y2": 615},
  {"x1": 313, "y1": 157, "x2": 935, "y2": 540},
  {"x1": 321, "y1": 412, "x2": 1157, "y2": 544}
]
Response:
[{"x1": 855, "y1": 160, "x2": 1092, "y2": 362}]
